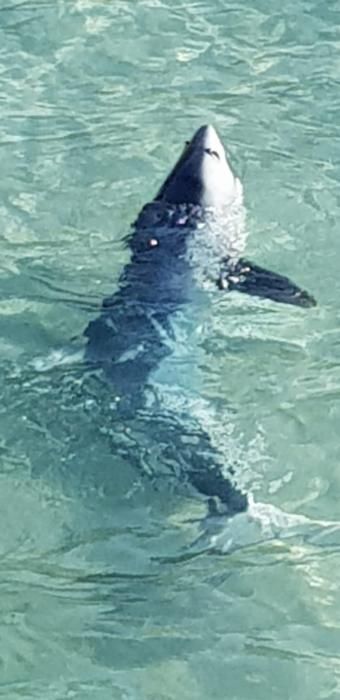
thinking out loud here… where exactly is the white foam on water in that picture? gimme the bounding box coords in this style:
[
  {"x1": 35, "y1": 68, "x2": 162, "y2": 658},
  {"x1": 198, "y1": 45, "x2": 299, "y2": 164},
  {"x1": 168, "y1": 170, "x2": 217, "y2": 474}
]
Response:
[
  {"x1": 31, "y1": 347, "x2": 84, "y2": 372},
  {"x1": 199, "y1": 495, "x2": 340, "y2": 555}
]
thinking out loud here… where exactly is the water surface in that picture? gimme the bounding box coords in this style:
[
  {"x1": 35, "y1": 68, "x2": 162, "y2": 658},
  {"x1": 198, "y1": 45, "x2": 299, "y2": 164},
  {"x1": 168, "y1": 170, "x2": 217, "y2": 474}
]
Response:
[{"x1": 1, "y1": 1, "x2": 340, "y2": 698}]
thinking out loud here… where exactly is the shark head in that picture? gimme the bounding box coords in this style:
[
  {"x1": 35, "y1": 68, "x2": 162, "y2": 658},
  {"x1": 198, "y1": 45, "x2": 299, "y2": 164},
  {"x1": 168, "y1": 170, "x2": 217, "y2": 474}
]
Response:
[{"x1": 155, "y1": 125, "x2": 238, "y2": 209}]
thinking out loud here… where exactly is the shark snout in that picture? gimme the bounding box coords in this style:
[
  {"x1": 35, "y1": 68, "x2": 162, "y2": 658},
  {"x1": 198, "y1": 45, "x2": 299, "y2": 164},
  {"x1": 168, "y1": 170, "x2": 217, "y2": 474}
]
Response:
[
  {"x1": 155, "y1": 123, "x2": 237, "y2": 207},
  {"x1": 191, "y1": 125, "x2": 225, "y2": 160}
]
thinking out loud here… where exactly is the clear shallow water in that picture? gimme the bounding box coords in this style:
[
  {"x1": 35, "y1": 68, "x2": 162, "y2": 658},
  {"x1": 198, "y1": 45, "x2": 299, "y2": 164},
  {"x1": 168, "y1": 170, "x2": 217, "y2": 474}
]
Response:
[{"x1": 1, "y1": 0, "x2": 340, "y2": 698}]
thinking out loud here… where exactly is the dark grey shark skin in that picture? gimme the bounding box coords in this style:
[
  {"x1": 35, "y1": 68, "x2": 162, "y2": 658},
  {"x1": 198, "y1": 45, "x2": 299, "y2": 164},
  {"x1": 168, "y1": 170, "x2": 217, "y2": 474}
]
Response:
[{"x1": 85, "y1": 125, "x2": 315, "y2": 515}]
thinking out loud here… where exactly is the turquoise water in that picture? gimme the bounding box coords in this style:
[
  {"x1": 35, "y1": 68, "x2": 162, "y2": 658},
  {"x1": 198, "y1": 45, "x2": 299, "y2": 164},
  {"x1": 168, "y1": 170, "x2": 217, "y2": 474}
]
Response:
[{"x1": 1, "y1": 0, "x2": 340, "y2": 698}]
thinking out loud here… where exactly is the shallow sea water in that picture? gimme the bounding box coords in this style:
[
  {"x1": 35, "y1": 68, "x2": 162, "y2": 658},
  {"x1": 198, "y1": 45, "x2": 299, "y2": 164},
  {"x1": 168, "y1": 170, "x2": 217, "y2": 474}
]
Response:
[{"x1": 1, "y1": 0, "x2": 340, "y2": 698}]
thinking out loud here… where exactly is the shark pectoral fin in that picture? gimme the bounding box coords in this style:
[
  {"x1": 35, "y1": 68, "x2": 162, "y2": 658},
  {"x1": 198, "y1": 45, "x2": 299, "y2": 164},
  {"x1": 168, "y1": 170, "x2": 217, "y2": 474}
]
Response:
[{"x1": 218, "y1": 258, "x2": 316, "y2": 308}]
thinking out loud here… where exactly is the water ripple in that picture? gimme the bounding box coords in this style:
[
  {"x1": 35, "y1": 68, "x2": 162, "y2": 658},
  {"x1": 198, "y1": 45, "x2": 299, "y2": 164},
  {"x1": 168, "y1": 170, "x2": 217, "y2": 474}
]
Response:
[{"x1": 0, "y1": 0, "x2": 340, "y2": 698}]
